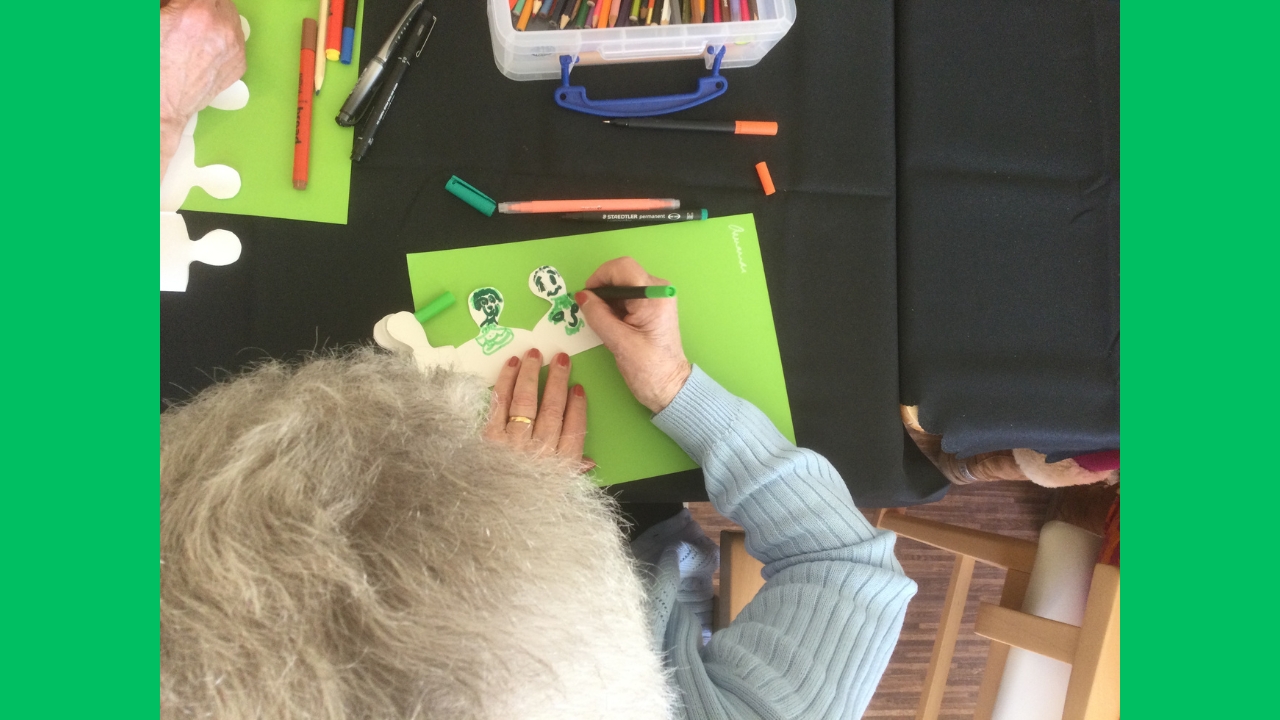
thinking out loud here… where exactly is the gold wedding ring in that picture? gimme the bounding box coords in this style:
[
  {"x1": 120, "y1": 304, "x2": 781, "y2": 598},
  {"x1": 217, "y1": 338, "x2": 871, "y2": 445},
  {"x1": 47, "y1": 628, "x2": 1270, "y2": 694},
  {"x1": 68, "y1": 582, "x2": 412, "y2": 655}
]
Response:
[{"x1": 508, "y1": 416, "x2": 533, "y2": 425}]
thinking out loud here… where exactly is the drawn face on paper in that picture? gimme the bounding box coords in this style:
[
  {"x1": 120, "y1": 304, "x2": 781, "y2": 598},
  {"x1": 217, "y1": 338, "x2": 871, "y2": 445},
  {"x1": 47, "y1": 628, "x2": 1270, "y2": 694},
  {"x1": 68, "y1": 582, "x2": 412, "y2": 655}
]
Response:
[
  {"x1": 529, "y1": 265, "x2": 565, "y2": 300},
  {"x1": 469, "y1": 288, "x2": 504, "y2": 327}
]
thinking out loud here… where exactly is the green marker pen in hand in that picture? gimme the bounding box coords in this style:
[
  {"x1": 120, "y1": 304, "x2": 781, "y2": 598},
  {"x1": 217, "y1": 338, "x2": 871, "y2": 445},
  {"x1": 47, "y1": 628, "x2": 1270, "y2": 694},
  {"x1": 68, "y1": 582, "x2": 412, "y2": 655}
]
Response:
[{"x1": 584, "y1": 286, "x2": 677, "y2": 301}]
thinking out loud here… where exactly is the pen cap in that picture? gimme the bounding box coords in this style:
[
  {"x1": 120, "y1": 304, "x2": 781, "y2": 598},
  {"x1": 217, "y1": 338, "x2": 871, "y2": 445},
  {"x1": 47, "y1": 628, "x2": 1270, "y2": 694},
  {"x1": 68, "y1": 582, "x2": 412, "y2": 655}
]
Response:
[
  {"x1": 414, "y1": 291, "x2": 457, "y2": 323},
  {"x1": 735, "y1": 121, "x2": 778, "y2": 136},
  {"x1": 302, "y1": 18, "x2": 318, "y2": 52},
  {"x1": 445, "y1": 176, "x2": 497, "y2": 217},
  {"x1": 755, "y1": 161, "x2": 776, "y2": 196}
]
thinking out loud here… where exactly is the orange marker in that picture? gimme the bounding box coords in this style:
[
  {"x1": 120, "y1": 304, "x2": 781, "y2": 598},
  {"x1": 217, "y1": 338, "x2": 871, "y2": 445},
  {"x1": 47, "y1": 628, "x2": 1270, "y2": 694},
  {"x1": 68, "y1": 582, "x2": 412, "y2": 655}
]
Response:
[
  {"x1": 497, "y1": 198, "x2": 681, "y2": 214},
  {"x1": 755, "y1": 162, "x2": 775, "y2": 196},
  {"x1": 294, "y1": 19, "x2": 317, "y2": 190},
  {"x1": 326, "y1": 0, "x2": 345, "y2": 61}
]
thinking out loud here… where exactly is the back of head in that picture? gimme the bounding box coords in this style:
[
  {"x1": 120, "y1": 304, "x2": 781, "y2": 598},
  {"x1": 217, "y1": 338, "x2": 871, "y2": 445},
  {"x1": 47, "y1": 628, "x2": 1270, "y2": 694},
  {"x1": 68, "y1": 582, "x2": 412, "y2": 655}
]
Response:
[{"x1": 160, "y1": 350, "x2": 672, "y2": 720}]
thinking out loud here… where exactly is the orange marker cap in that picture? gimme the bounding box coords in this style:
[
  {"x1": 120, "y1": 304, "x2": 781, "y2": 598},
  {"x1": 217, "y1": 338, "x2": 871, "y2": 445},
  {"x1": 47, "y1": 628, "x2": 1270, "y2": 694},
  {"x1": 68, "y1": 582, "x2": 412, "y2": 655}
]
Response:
[
  {"x1": 755, "y1": 161, "x2": 776, "y2": 196},
  {"x1": 735, "y1": 121, "x2": 778, "y2": 136}
]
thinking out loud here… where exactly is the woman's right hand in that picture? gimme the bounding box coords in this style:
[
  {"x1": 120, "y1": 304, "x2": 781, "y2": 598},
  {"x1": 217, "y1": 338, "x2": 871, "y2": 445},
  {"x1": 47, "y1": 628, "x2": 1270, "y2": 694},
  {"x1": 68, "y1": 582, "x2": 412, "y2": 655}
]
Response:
[{"x1": 577, "y1": 258, "x2": 692, "y2": 413}]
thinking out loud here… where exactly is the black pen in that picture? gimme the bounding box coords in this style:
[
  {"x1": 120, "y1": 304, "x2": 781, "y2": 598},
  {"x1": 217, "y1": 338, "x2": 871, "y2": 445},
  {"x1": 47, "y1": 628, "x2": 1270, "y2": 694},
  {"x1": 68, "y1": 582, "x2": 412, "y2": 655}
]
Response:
[
  {"x1": 351, "y1": 13, "x2": 435, "y2": 162},
  {"x1": 560, "y1": 210, "x2": 707, "y2": 222},
  {"x1": 336, "y1": 0, "x2": 424, "y2": 127}
]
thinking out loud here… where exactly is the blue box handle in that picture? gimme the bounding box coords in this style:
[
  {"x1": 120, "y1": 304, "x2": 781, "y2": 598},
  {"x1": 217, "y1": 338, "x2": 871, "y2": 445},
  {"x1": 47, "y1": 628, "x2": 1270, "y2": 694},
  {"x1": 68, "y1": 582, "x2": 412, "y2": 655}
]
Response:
[{"x1": 554, "y1": 46, "x2": 728, "y2": 118}]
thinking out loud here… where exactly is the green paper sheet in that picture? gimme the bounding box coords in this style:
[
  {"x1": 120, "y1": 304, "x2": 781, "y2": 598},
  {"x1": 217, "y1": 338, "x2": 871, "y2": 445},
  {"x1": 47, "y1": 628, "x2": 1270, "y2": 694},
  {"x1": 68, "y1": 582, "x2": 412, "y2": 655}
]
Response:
[
  {"x1": 404, "y1": 214, "x2": 795, "y2": 486},
  {"x1": 181, "y1": 0, "x2": 364, "y2": 225}
]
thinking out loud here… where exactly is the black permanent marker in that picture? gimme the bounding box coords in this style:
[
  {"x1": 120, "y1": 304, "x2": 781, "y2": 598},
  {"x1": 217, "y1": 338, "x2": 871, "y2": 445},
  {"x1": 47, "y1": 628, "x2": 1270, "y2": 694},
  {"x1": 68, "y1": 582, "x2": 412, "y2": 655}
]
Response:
[{"x1": 336, "y1": 0, "x2": 424, "y2": 127}]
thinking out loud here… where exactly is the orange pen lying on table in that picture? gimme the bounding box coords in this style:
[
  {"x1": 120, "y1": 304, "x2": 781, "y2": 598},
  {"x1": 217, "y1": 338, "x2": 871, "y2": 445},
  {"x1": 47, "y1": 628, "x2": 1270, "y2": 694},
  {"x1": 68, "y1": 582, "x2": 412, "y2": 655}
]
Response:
[
  {"x1": 603, "y1": 118, "x2": 778, "y2": 135},
  {"x1": 294, "y1": 19, "x2": 317, "y2": 190},
  {"x1": 496, "y1": 199, "x2": 681, "y2": 214}
]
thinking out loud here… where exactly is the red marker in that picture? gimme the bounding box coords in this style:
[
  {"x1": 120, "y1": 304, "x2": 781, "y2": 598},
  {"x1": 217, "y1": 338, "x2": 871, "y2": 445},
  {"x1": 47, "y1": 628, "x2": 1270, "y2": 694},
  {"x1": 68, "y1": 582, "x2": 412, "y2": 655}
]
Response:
[
  {"x1": 294, "y1": 19, "x2": 317, "y2": 191},
  {"x1": 326, "y1": 0, "x2": 346, "y2": 61}
]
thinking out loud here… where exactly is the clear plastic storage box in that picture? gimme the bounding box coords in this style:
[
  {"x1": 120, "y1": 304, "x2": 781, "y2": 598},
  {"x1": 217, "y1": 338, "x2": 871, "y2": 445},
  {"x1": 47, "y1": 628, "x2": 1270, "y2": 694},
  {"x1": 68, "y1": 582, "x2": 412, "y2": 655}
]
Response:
[{"x1": 487, "y1": 0, "x2": 797, "y2": 81}]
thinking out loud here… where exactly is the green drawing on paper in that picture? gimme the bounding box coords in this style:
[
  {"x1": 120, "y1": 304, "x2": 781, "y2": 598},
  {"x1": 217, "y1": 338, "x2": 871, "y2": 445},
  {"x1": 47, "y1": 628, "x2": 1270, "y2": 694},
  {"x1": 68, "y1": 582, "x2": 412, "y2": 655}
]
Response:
[
  {"x1": 529, "y1": 265, "x2": 584, "y2": 336},
  {"x1": 549, "y1": 296, "x2": 583, "y2": 335},
  {"x1": 469, "y1": 288, "x2": 515, "y2": 355}
]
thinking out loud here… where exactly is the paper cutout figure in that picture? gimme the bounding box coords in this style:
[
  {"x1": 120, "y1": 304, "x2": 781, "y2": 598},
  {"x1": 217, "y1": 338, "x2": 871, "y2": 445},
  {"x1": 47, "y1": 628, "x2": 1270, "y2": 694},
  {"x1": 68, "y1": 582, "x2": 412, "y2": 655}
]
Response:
[
  {"x1": 529, "y1": 265, "x2": 581, "y2": 334},
  {"x1": 160, "y1": 212, "x2": 242, "y2": 292},
  {"x1": 208, "y1": 80, "x2": 249, "y2": 111},
  {"x1": 468, "y1": 288, "x2": 516, "y2": 356},
  {"x1": 373, "y1": 311, "x2": 461, "y2": 370},
  {"x1": 160, "y1": 114, "x2": 242, "y2": 212},
  {"x1": 373, "y1": 266, "x2": 604, "y2": 385},
  {"x1": 375, "y1": 305, "x2": 538, "y2": 384},
  {"x1": 157, "y1": 16, "x2": 250, "y2": 292},
  {"x1": 527, "y1": 265, "x2": 603, "y2": 356}
]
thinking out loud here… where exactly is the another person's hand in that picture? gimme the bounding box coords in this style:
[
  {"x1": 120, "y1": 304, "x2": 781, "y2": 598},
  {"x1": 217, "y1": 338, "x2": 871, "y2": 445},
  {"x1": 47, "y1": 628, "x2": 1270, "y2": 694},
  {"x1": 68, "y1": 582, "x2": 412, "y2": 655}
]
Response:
[
  {"x1": 577, "y1": 258, "x2": 692, "y2": 413},
  {"x1": 160, "y1": 0, "x2": 247, "y2": 178},
  {"x1": 484, "y1": 349, "x2": 590, "y2": 469}
]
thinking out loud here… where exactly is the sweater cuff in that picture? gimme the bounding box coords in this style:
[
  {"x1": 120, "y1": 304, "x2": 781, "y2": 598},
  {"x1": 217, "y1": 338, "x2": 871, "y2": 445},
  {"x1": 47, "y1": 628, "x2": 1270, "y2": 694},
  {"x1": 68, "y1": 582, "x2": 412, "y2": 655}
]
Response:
[{"x1": 651, "y1": 365, "x2": 741, "y2": 465}]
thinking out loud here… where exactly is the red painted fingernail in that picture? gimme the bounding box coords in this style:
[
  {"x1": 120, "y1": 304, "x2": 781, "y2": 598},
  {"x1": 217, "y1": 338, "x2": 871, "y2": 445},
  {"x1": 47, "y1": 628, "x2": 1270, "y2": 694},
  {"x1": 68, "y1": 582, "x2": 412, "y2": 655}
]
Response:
[
  {"x1": 527, "y1": 348, "x2": 541, "y2": 360},
  {"x1": 507, "y1": 356, "x2": 520, "y2": 367},
  {"x1": 556, "y1": 353, "x2": 570, "y2": 367},
  {"x1": 573, "y1": 385, "x2": 585, "y2": 397},
  {"x1": 574, "y1": 291, "x2": 588, "y2": 305}
]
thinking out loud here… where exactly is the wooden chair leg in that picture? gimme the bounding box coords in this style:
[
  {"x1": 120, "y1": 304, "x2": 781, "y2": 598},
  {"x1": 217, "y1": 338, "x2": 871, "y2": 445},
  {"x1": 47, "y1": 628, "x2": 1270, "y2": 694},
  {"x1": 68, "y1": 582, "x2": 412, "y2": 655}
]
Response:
[
  {"x1": 1063, "y1": 565, "x2": 1120, "y2": 720},
  {"x1": 874, "y1": 507, "x2": 901, "y2": 528},
  {"x1": 973, "y1": 569, "x2": 1031, "y2": 720},
  {"x1": 917, "y1": 554, "x2": 976, "y2": 720}
]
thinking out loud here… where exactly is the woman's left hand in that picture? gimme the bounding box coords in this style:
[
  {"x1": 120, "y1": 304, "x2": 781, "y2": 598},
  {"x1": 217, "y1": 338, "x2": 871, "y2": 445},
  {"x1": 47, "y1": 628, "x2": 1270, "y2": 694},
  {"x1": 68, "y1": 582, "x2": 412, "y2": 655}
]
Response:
[{"x1": 483, "y1": 348, "x2": 590, "y2": 470}]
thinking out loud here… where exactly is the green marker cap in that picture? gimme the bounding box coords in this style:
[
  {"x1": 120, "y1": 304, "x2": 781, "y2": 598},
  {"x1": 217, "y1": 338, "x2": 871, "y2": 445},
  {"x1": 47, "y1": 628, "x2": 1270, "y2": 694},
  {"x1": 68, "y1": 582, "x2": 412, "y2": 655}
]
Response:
[
  {"x1": 645, "y1": 286, "x2": 678, "y2": 298},
  {"x1": 700, "y1": 209, "x2": 708, "y2": 220},
  {"x1": 445, "y1": 175, "x2": 496, "y2": 217},
  {"x1": 414, "y1": 291, "x2": 456, "y2": 324}
]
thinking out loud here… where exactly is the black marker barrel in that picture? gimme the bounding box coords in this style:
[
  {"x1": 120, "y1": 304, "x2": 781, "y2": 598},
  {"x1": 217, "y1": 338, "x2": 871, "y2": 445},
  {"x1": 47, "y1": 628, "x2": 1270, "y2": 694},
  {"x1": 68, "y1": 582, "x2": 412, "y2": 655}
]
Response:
[{"x1": 587, "y1": 286, "x2": 678, "y2": 300}]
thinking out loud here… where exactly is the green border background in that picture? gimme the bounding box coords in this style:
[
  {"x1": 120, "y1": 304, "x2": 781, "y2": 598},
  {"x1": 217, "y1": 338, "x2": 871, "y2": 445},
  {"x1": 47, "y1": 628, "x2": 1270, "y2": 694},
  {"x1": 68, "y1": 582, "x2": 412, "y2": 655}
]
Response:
[
  {"x1": 8, "y1": 4, "x2": 154, "y2": 717},
  {"x1": 1126, "y1": 2, "x2": 1278, "y2": 717}
]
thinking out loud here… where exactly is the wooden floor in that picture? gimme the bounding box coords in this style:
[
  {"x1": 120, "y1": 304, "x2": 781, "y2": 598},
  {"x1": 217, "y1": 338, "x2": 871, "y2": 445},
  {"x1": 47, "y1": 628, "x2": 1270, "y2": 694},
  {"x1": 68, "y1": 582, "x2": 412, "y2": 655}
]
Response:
[{"x1": 688, "y1": 479, "x2": 1059, "y2": 719}]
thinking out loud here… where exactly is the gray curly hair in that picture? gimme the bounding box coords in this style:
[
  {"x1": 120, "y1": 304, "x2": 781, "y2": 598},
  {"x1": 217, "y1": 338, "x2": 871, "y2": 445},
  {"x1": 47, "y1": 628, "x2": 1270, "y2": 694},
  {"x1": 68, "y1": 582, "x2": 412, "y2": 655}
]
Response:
[{"x1": 160, "y1": 350, "x2": 672, "y2": 720}]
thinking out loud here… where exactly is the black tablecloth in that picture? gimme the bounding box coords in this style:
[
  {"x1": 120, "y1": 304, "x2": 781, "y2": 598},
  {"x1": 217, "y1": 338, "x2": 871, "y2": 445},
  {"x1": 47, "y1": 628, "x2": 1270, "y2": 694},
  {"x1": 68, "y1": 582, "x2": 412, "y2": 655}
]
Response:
[
  {"x1": 895, "y1": 0, "x2": 1120, "y2": 461},
  {"x1": 161, "y1": 0, "x2": 953, "y2": 507}
]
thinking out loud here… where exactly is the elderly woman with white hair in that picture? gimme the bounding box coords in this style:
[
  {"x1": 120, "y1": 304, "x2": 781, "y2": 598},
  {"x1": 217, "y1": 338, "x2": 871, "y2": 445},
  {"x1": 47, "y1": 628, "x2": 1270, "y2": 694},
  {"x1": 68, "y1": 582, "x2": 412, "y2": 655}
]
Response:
[{"x1": 160, "y1": 258, "x2": 917, "y2": 720}]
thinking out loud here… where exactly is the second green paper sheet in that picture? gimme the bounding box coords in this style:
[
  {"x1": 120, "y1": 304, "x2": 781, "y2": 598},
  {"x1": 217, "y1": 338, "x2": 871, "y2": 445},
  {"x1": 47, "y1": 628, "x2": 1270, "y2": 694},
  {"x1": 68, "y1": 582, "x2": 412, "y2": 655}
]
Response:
[
  {"x1": 182, "y1": 0, "x2": 363, "y2": 224},
  {"x1": 405, "y1": 214, "x2": 794, "y2": 486}
]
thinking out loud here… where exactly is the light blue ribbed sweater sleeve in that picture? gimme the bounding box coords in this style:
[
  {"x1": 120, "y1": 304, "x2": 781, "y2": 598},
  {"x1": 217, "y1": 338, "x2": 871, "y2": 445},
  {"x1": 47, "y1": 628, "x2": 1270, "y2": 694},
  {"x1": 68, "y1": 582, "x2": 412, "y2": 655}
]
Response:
[{"x1": 649, "y1": 366, "x2": 918, "y2": 720}]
